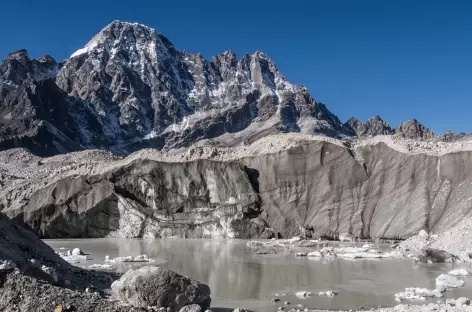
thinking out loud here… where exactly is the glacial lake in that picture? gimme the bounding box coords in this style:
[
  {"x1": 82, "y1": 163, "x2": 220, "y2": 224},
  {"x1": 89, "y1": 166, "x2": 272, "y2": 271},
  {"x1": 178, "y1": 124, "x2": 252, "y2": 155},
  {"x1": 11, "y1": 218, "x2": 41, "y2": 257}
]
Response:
[{"x1": 44, "y1": 239, "x2": 472, "y2": 312}]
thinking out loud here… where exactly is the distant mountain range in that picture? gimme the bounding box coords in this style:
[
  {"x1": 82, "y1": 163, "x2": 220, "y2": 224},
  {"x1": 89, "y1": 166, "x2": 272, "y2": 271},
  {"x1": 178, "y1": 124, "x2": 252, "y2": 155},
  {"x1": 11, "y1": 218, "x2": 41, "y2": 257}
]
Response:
[{"x1": 0, "y1": 21, "x2": 443, "y2": 156}]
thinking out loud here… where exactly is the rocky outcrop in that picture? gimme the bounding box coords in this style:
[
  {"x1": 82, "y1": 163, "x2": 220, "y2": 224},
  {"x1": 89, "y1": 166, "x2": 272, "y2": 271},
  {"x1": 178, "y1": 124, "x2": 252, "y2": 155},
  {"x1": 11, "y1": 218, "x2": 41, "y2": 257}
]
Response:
[
  {"x1": 345, "y1": 116, "x2": 394, "y2": 137},
  {"x1": 395, "y1": 119, "x2": 435, "y2": 140},
  {"x1": 111, "y1": 266, "x2": 211, "y2": 311},
  {"x1": 0, "y1": 21, "x2": 353, "y2": 157}
]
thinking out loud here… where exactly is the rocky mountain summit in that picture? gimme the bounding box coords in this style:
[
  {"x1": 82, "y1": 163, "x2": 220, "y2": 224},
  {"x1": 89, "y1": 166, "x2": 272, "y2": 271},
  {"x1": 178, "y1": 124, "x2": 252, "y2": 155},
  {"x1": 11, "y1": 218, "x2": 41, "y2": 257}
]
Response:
[
  {"x1": 0, "y1": 21, "x2": 355, "y2": 156},
  {"x1": 0, "y1": 20, "x2": 444, "y2": 157},
  {"x1": 344, "y1": 116, "x2": 435, "y2": 139},
  {"x1": 344, "y1": 115, "x2": 394, "y2": 136}
]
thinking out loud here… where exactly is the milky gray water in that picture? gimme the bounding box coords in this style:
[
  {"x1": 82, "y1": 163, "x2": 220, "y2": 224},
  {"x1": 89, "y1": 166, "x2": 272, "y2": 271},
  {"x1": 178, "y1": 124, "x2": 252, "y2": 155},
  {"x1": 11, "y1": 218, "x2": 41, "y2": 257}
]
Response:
[{"x1": 44, "y1": 239, "x2": 472, "y2": 312}]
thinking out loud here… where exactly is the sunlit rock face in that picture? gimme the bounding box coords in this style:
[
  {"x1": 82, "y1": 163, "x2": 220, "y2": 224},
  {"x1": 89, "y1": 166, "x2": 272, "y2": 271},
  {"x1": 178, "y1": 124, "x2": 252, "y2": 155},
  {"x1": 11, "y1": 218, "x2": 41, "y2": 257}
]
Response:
[{"x1": 0, "y1": 21, "x2": 352, "y2": 157}]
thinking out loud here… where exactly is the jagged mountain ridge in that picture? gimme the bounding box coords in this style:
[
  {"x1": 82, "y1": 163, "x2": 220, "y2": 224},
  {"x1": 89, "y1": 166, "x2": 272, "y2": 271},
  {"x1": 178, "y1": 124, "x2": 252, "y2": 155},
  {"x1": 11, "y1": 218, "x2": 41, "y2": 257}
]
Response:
[{"x1": 0, "y1": 21, "x2": 435, "y2": 156}]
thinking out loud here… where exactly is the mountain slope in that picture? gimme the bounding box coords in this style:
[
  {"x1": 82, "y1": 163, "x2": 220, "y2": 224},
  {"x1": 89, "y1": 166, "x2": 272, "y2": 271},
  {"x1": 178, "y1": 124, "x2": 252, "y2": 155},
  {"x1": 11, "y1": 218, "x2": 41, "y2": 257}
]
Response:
[{"x1": 0, "y1": 21, "x2": 353, "y2": 156}]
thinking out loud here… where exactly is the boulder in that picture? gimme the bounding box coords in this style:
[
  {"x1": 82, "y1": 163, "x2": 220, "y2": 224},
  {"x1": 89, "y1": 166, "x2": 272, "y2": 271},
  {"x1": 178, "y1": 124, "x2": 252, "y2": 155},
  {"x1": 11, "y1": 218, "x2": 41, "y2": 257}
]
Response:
[
  {"x1": 179, "y1": 305, "x2": 203, "y2": 312},
  {"x1": 111, "y1": 266, "x2": 211, "y2": 311},
  {"x1": 436, "y1": 274, "x2": 464, "y2": 289}
]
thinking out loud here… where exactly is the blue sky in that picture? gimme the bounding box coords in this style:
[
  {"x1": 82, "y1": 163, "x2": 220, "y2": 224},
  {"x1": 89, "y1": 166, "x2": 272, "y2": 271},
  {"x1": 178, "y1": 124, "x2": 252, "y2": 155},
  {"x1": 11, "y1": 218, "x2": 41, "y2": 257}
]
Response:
[{"x1": 1, "y1": 0, "x2": 471, "y2": 134}]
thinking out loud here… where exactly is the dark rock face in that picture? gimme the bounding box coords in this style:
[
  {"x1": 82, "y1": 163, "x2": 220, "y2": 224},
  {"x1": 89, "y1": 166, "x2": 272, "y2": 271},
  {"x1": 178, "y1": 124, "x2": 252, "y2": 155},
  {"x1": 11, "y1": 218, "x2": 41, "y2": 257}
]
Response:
[
  {"x1": 345, "y1": 116, "x2": 393, "y2": 136},
  {"x1": 111, "y1": 266, "x2": 211, "y2": 311},
  {"x1": 395, "y1": 119, "x2": 435, "y2": 140},
  {"x1": 0, "y1": 21, "x2": 352, "y2": 156}
]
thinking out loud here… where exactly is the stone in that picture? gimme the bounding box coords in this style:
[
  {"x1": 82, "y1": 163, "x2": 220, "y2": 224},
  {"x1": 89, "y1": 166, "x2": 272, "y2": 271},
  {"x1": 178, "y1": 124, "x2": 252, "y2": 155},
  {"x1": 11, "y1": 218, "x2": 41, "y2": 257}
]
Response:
[
  {"x1": 271, "y1": 298, "x2": 280, "y2": 303},
  {"x1": 179, "y1": 305, "x2": 202, "y2": 312},
  {"x1": 111, "y1": 266, "x2": 211, "y2": 311},
  {"x1": 436, "y1": 274, "x2": 464, "y2": 289},
  {"x1": 232, "y1": 309, "x2": 248, "y2": 312}
]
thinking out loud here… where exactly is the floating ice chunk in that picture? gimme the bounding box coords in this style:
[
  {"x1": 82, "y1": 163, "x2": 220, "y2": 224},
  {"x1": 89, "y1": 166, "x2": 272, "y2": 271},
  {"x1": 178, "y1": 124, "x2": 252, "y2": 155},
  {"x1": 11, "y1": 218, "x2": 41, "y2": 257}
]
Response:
[
  {"x1": 88, "y1": 264, "x2": 116, "y2": 270},
  {"x1": 449, "y1": 269, "x2": 470, "y2": 276},
  {"x1": 318, "y1": 290, "x2": 337, "y2": 297},
  {"x1": 295, "y1": 291, "x2": 313, "y2": 299},
  {"x1": 105, "y1": 254, "x2": 155, "y2": 263},
  {"x1": 307, "y1": 251, "x2": 322, "y2": 257}
]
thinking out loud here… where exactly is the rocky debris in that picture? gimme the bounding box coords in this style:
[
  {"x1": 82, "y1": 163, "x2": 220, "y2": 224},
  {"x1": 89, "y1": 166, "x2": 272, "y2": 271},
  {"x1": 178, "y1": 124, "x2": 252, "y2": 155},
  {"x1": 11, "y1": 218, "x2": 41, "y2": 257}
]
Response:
[
  {"x1": 415, "y1": 248, "x2": 458, "y2": 263},
  {"x1": 398, "y1": 231, "x2": 434, "y2": 255},
  {"x1": 0, "y1": 269, "x2": 155, "y2": 312},
  {"x1": 449, "y1": 269, "x2": 470, "y2": 276},
  {"x1": 429, "y1": 217, "x2": 472, "y2": 262},
  {"x1": 105, "y1": 255, "x2": 155, "y2": 263},
  {"x1": 436, "y1": 274, "x2": 465, "y2": 289},
  {"x1": 394, "y1": 287, "x2": 444, "y2": 302},
  {"x1": 397, "y1": 230, "x2": 460, "y2": 263},
  {"x1": 271, "y1": 298, "x2": 281, "y2": 303},
  {"x1": 111, "y1": 266, "x2": 211, "y2": 311}
]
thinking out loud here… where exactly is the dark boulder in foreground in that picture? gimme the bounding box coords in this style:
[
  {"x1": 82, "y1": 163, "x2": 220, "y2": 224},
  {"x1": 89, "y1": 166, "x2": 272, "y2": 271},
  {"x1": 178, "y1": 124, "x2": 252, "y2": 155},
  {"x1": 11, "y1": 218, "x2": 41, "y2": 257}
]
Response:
[{"x1": 111, "y1": 266, "x2": 211, "y2": 312}]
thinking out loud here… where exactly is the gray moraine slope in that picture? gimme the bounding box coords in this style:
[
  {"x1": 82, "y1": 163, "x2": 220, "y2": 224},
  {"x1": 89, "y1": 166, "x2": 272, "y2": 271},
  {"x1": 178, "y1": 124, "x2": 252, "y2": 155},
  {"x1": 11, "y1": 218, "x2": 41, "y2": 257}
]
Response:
[{"x1": 2, "y1": 134, "x2": 472, "y2": 240}]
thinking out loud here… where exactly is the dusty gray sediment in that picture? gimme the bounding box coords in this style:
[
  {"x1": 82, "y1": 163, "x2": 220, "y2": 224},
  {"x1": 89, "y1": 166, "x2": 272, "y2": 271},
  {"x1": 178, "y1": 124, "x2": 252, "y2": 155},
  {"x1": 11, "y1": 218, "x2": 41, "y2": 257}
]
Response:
[{"x1": 2, "y1": 134, "x2": 472, "y2": 250}]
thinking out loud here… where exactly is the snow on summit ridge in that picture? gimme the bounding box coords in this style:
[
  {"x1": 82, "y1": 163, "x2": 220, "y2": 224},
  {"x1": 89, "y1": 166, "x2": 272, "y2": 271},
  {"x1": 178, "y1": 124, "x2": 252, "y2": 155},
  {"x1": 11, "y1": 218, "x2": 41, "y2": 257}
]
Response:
[{"x1": 0, "y1": 21, "x2": 437, "y2": 157}]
